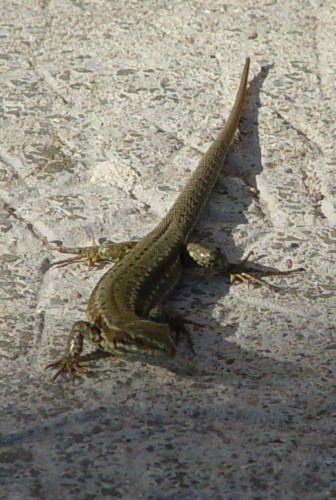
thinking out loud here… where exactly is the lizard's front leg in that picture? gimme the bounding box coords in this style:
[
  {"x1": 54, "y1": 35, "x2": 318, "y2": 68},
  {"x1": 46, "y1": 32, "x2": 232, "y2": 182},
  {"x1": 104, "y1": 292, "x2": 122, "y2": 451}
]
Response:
[
  {"x1": 45, "y1": 321, "x2": 102, "y2": 382},
  {"x1": 149, "y1": 305, "x2": 196, "y2": 354},
  {"x1": 184, "y1": 243, "x2": 305, "y2": 287},
  {"x1": 43, "y1": 237, "x2": 137, "y2": 267}
]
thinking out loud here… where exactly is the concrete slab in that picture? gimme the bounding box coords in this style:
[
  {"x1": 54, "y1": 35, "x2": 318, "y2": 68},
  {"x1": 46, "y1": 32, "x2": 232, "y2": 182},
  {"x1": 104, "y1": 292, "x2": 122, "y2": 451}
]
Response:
[{"x1": 0, "y1": 0, "x2": 335, "y2": 498}]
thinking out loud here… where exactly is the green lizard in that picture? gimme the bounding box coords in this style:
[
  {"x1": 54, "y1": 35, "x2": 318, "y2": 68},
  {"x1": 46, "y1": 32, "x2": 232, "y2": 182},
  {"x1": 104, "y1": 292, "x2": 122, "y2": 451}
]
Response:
[{"x1": 45, "y1": 58, "x2": 303, "y2": 381}]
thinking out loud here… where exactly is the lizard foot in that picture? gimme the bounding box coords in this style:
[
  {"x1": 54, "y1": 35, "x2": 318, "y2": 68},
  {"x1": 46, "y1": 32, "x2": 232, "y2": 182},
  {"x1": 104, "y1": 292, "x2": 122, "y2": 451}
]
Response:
[
  {"x1": 229, "y1": 251, "x2": 306, "y2": 289},
  {"x1": 42, "y1": 236, "x2": 103, "y2": 268},
  {"x1": 149, "y1": 305, "x2": 195, "y2": 354},
  {"x1": 42, "y1": 236, "x2": 137, "y2": 268},
  {"x1": 45, "y1": 357, "x2": 89, "y2": 383}
]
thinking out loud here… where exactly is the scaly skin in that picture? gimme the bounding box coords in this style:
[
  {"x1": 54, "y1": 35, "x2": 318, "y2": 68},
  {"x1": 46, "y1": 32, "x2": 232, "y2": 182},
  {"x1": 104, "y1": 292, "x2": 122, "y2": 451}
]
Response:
[{"x1": 45, "y1": 58, "x2": 262, "y2": 380}]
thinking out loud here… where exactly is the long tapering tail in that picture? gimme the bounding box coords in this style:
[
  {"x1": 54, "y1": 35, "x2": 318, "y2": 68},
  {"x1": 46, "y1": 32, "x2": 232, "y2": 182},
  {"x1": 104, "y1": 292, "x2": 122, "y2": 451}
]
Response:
[{"x1": 163, "y1": 58, "x2": 250, "y2": 237}]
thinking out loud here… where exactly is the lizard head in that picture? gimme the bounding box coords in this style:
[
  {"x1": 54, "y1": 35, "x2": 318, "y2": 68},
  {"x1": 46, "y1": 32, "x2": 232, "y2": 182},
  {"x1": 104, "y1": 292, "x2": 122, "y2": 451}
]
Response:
[{"x1": 104, "y1": 320, "x2": 177, "y2": 359}]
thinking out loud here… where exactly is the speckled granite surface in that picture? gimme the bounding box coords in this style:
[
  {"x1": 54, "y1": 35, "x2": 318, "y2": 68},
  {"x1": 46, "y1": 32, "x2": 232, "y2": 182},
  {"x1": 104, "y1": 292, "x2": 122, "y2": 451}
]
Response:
[{"x1": 0, "y1": 0, "x2": 335, "y2": 498}]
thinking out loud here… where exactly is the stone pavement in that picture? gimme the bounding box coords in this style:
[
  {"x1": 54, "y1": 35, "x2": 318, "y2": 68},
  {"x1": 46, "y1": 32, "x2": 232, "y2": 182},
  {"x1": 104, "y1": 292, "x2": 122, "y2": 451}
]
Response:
[{"x1": 0, "y1": 1, "x2": 335, "y2": 498}]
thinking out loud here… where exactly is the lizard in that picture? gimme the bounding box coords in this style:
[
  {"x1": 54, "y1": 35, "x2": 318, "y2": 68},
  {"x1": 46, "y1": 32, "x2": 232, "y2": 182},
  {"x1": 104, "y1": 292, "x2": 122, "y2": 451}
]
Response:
[{"x1": 45, "y1": 58, "x2": 304, "y2": 381}]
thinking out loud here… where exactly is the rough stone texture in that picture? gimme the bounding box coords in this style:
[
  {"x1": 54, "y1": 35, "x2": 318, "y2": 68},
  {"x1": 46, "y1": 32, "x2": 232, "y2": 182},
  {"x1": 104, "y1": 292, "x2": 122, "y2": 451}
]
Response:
[{"x1": 0, "y1": 0, "x2": 335, "y2": 498}]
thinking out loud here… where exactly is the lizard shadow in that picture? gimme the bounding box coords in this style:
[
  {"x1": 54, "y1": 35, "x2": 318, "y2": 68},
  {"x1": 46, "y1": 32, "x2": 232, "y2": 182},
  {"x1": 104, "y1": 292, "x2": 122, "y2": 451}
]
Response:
[{"x1": 191, "y1": 62, "x2": 274, "y2": 262}]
